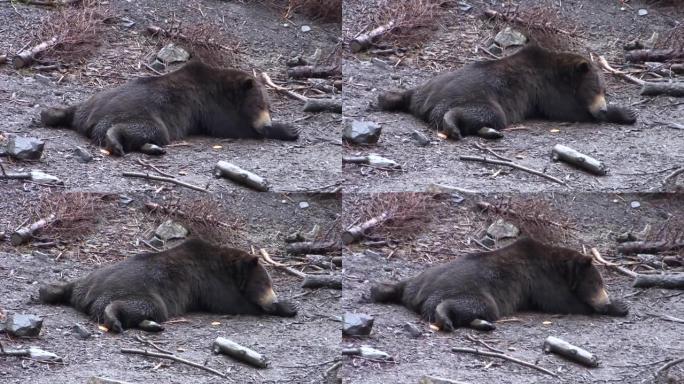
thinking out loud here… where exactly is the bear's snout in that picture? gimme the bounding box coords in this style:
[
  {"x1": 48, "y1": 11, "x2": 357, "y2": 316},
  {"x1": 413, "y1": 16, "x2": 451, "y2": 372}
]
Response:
[
  {"x1": 253, "y1": 109, "x2": 272, "y2": 132},
  {"x1": 588, "y1": 93, "x2": 608, "y2": 117}
]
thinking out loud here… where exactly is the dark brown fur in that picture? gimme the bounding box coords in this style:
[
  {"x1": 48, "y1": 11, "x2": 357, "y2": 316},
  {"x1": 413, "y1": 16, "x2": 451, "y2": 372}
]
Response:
[
  {"x1": 378, "y1": 45, "x2": 637, "y2": 139},
  {"x1": 40, "y1": 61, "x2": 299, "y2": 155},
  {"x1": 39, "y1": 239, "x2": 297, "y2": 332},
  {"x1": 370, "y1": 237, "x2": 628, "y2": 331}
]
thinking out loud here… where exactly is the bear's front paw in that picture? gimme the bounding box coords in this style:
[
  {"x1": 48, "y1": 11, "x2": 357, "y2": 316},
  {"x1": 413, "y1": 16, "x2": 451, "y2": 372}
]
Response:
[
  {"x1": 605, "y1": 106, "x2": 637, "y2": 125},
  {"x1": 264, "y1": 122, "x2": 300, "y2": 141},
  {"x1": 272, "y1": 301, "x2": 298, "y2": 317},
  {"x1": 603, "y1": 300, "x2": 629, "y2": 317}
]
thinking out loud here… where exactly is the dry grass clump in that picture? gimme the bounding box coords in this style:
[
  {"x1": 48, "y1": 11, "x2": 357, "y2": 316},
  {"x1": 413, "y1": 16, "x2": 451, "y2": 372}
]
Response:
[
  {"x1": 145, "y1": 197, "x2": 244, "y2": 246},
  {"x1": 147, "y1": 20, "x2": 242, "y2": 68},
  {"x1": 656, "y1": 25, "x2": 684, "y2": 51},
  {"x1": 476, "y1": 198, "x2": 575, "y2": 246},
  {"x1": 33, "y1": 0, "x2": 111, "y2": 64},
  {"x1": 30, "y1": 192, "x2": 112, "y2": 242},
  {"x1": 482, "y1": 4, "x2": 581, "y2": 51},
  {"x1": 351, "y1": 192, "x2": 434, "y2": 241},
  {"x1": 369, "y1": 0, "x2": 445, "y2": 48}
]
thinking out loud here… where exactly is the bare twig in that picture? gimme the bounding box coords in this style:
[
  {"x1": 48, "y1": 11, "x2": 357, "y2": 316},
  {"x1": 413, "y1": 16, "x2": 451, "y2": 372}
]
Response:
[
  {"x1": 459, "y1": 155, "x2": 566, "y2": 185},
  {"x1": 121, "y1": 348, "x2": 227, "y2": 379},
  {"x1": 590, "y1": 248, "x2": 637, "y2": 278},
  {"x1": 122, "y1": 171, "x2": 208, "y2": 193},
  {"x1": 261, "y1": 72, "x2": 308, "y2": 102},
  {"x1": 597, "y1": 55, "x2": 645, "y2": 85},
  {"x1": 451, "y1": 347, "x2": 559, "y2": 378}
]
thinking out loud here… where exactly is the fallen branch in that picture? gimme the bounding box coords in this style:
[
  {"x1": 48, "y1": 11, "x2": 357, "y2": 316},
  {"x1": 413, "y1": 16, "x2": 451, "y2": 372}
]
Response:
[
  {"x1": 543, "y1": 336, "x2": 599, "y2": 367},
  {"x1": 342, "y1": 212, "x2": 389, "y2": 244},
  {"x1": 285, "y1": 241, "x2": 337, "y2": 255},
  {"x1": 301, "y1": 275, "x2": 342, "y2": 290},
  {"x1": 633, "y1": 274, "x2": 684, "y2": 290},
  {"x1": 212, "y1": 337, "x2": 268, "y2": 368},
  {"x1": 11, "y1": 214, "x2": 56, "y2": 246},
  {"x1": 214, "y1": 161, "x2": 269, "y2": 192},
  {"x1": 643, "y1": 357, "x2": 684, "y2": 384},
  {"x1": 551, "y1": 144, "x2": 606, "y2": 175},
  {"x1": 590, "y1": 248, "x2": 637, "y2": 278},
  {"x1": 121, "y1": 348, "x2": 226, "y2": 378},
  {"x1": 287, "y1": 65, "x2": 341, "y2": 79},
  {"x1": 303, "y1": 99, "x2": 342, "y2": 114},
  {"x1": 122, "y1": 171, "x2": 208, "y2": 193},
  {"x1": 451, "y1": 346, "x2": 559, "y2": 378},
  {"x1": 597, "y1": 56, "x2": 644, "y2": 85},
  {"x1": 261, "y1": 72, "x2": 308, "y2": 102},
  {"x1": 459, "y1": 155, "x2": 566, "y2": 185},
  {"x1": 259, "y1": 248, "x2": 306, "y2": 278},
  {"x1": 13, "y1": 37, "x2": 58, "y2": 69},
  {"x1": 617, "y1": 240, "x2": 684, "y2": 255},
  {"x1": 640, "y1": 82, "x2": 684, "y2": 97},
  {"x1": 625, "y1": 49, "x2": 684, "y2": 63},
  {"x1": 664, "y1": 167, "x2": 684, "y2": 185},
  {"x1": 0, "y1": 55, "x2": 6, "y2": 65},
  {"x1": 350, "y1": 21, "x2": 395, "y2": 53}
]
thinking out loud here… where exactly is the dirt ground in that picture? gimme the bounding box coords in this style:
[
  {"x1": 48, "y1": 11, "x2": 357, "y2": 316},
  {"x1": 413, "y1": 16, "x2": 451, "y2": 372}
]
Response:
[
  {"x1": 341, "y1": 192, "x2": 684, "y2": 384},
  {"x1": 0, "y1": 0, "x2": 342, "y2": 193},
  {"x1": 342, "y1": 0, "x2": 684, "y2": 193},
  {"x1": 0, "y1": 190, "x2": 342, "y2": 384}
]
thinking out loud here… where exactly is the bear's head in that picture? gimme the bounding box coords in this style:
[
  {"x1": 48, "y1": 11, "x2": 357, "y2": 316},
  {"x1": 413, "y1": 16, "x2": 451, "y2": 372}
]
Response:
[
  {"x1": 564, "y1": 56, "x2": 609, "y2": 119},
  {"x1": 228, "y1": 72, "x2": 273, "y2": 134},
  {"x1": 236, "y1": 253, "x2": 298, "y2": 317},
  {"x1": 567, "y1": 253, "x2": 629, "y2": 317}
]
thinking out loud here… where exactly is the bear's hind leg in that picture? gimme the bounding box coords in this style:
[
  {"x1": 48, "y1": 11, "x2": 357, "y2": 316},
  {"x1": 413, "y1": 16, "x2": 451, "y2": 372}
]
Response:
[
  {"x1": 432, "y1": 296, "x2": 499, "y2": 332},
  {"x1": 441, "y1": 103, "x2": 506, "y2": 140},
  {"x1": 102, "y1": 297, "x2": 169, "y2": 333},
  {"x1": 101, "y1": 122, "x2": 171, "y2": 156}
]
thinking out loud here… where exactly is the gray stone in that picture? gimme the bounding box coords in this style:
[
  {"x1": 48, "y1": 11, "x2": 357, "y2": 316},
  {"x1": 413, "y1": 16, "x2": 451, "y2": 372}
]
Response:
[
  {"x1": 486, "y1": 219, "x2": 519, "y2": 240},
  {"x1": 630, "y1": 201, "x2": 641, "y2": 209},
  {"x1": 487, "y1": 43, "x2": 503, "y2": 55},
  {"x1": 299, "y1": 202, "x2": 310, "y2": 209},
  {"x1": 638, "y1": 8, "x2": 648, "y2": 16},
  {"x1": 7, "y1": 136, "x2": 44, "y2": 160},
  {"x1": 480, "y1": 235, "x2": 496, "y2": 248},
  {"x1": 154, "y1": 220, "x2": 188, "y2": 241},
  {"x1": 150, "y1": 59, "x2": 166, "y2": 72},
  {"x1": 411, "y1": 130, "x2": 430, "y2": 146},
  {"x1": 403, "y1": 322, "x2": 422, "y2": 338},
  {"x1": 367, "y1": 153, "x2": 400, "y2": 169},
  {"x1": 343, "y1": 120, "x2": 382, "y2": 145},
  {"x1": 343, "y1": 313, "x2": 374, "y2": 337},
  {"x1": 4, "y1": 313, "x2": 43, "y2": 337},
  {"x1": 29, "y1": 170, "x2": 63, "y2": 185},
  {"x1": 140, "y1": 143, "x2": 166, "y2": 156},
  {"x1": 157, "y1": 43, "x2": 190, "y2": 64},
  {"x1": 617, "y1": 231, "x2": 637, "y2": 243},
  {"x1": 494, "y1": 27, "x2": 527, "y2": 48},
  {"x1": 72, "y1": 323, "x2": 92, "y2": 340},
  {"x1": 74, "y1": 146, "x2": 93, "y2": 163},
  {"x1": 301, "y1": 25, "x2": 311, "y2": 32}
]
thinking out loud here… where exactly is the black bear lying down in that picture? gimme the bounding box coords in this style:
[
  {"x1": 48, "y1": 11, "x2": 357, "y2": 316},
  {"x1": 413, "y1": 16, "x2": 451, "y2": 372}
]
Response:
[
  {"x1": 39, "y1": 239, "x2": 297, "y2": 332},
  {"x1": 371, "y1": 237, "x2": 628, "y2": 331},
  {"x1": 378, "y1": 45, "x2": 637, "y2": 139},
  {"x1": 41, "y1": 61, "x2": 299, "y2": 155}
]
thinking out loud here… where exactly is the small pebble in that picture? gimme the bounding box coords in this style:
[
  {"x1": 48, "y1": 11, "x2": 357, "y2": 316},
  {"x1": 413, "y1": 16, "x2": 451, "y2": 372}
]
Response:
[
  {"x1": 299, "y1": 202, "x2": 309, "y2": 209},
  {"x1": 301, "y1": 25, "x2": 311, "y2": 32},
  {"x1": 631, "y1": 201, "x2": 641, "y2": 208}
]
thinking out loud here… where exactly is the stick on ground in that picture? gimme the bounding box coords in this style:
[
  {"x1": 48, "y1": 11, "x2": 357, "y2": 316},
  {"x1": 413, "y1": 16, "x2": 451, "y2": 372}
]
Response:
[
  {"x1": 350, "y1": 21, "x2": 395, "y2": 53},
  {"x1": 590, "y1": 248, "x2": 637, "y2": 278},
  {"x1": 342, "y1": 212, "x2": 389, "y2": 244},
  {"x1": 121, "y1": 348, "x2": 226, "y2": 378},
  {"x1": 633, "y1": 274, "x2": 684, "y2": 290},
  {"x1": 303, "y1": 99, "x2": 342, "y2": 114},
  {"x1": 11, "y1": 214, "x2": 56, "y2": 246},
  {"x1": 212, "y1": 337, "x2": 268, "y2": 368},
  {"x1": 261, "y1": 72, "x2": 308, "y2": 102},
  {"x1": 214, "y1": 161, "x2": 269, "y2": 192},
  {"x1": 543, "y1": 336, "x2": 599, "y2": 367},
  {"x1": 551, "y1": 144, "x2": 606, "y2": 175},
  {"x1": 13, "y1": 37, "x2": 58, "y2": 69},
  {"x1": 122, "y1": 172, "x2": 208, "y2": 193},
  {"x1": 451, "y1": 346, "x2": 559, "y2": 378},
  {"x1": 459, "y1": 155, "x2": 566, "y2": 185}
]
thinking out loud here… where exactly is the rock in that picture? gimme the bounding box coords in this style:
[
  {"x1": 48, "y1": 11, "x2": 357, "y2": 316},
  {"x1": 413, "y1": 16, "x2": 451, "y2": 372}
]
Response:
[
  {"x1": 285, "y1": 232, "x2": 305, "y2": 243},
  {"x1": 343, "y1": 313, "x2": 374, "y2": 337},
  {"x1": 411, "y1": 130, "x2": 430, "y2": 146},
  {"x1": 4, "y1": 313, "x2": 43, "y2": 337},
  {"x1": 27, "y1": 347, "x2": 62, "y2": 362},
  {"x1": 494, "y1": 27, "x2": 527, "y2": 48},
  {"x1": 486, "y1": 219, "x2": 519, "y2": 240},
  {"x1": 29, "y1": 170, "x2": 63, "y2": 185},
  {"x1": 157, "y1": 43, "x2": 190, "y2": 64},
  {"x1": 367, "y1": 153, "x2": 400, "y2": 169},
  {"x1": 150, "y1": 59, "x2": 166, "y2": 72},
  {"x1": 480, "y1": 235, "x2": 496, "y2": 248},
  {"x1": 7, "y1": 136, "x2": 44, "y2": 160},
  {"x1": 301, "y1": 25, "x2": 311, "y2": 32},
  {"x1": 74, "y1": 146, "x2": 93, "y2": 163},
  {"x1": 72, "y1": 323, "x2": 92, "y2": 340},
  {"x1": 419, "y1": 376, "x2": 470, "y2": 384},
  {"x1": 630, "y1": 201, "x2": 641, "y2": 209},
  {"x1": 403, "y1": 322, "x2": 422, "y2": 338},
  {"x1": 87, "y1": 377, "x2": 133, "y2": 384},
  {"x1": 343, "y1": 120, "x2": 381, "y2": 145},
  {"x1": 487, "y1": 43, "x2": 503, "y2": 55},
  {"x1": 638, "y1": 9, "x2": 648, "y2": 16},
  {"x1": 299, "y1": 202, "x2": 310, "y2": 209},
  {"x1": 154, "y1": 220, "x2": 188, "y2": 241}
]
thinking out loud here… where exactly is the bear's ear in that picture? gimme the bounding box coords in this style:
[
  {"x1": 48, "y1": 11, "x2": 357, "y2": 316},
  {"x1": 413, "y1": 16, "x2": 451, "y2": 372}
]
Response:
[
  {"x1": 569, "y1": 256, "x2": 592, "y2": 290},
  {"x1": 576, "y1": 60, "x2": 591, "y2": 74},
  {"x1": 241, "y1": 78, "x2": 255, "y2": 91}
]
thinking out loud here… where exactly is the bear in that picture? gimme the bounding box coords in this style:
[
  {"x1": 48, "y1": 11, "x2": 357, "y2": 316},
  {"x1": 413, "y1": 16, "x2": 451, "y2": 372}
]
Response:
[
  {"x1": 370, "y1": 236, "x2": 628, "y2": 331},
  {"x1": 40, "y1": 60, "x2": 299, "y2": 156},
  {"x1": 378, "y1": 44, "x2": 637, "y2": 139},
  {"x1": 39, "y1": 238, "x2": 297, "y2": 333}
]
